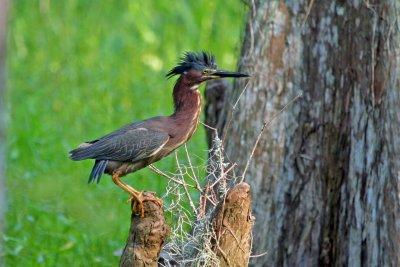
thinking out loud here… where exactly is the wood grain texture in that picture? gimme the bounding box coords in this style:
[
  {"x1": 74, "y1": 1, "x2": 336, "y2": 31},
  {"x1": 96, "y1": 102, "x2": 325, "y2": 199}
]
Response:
[
  {"x1": 209, "y1": 1, "x2": 400, "y2": 266},
  {"x1": 212, "y1": 182, "x2": 253, "y2": 267},
  {"x1": 120, "y1": 193, "x2": 169, "y2": 267}
]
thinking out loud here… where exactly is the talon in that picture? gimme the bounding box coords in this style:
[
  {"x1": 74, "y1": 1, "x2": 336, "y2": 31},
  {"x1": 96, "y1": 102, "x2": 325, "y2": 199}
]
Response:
[
  {"x1": 128, "y1": 193, "x2": 163, "y2": 218},
  {"x1": 137, "y1": 201, "x2": 145, "y2": 218},
  {"x1": 152, "y1": 197, "x2": 163, "y2": 207}
]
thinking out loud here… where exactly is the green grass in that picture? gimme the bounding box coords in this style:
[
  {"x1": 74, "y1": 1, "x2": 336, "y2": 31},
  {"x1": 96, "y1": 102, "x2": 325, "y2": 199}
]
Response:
[{"x1": 3, "y1": 1, "x2": 246, "y2": 266}]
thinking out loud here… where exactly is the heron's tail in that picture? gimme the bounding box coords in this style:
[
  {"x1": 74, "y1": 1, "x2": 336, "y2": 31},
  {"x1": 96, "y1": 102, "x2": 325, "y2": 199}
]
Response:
[
  {"x1": 88, "y1": 160, "x2": 108, "y2": 183},
  {"x1": 69, "y1": 141, "x2": 98, "y2": 160}
]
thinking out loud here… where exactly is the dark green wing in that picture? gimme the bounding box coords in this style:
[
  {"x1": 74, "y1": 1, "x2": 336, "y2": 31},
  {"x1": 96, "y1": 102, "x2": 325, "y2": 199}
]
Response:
[{"x1": 69, "y1": 127, "x2": 169, "y2": 162}]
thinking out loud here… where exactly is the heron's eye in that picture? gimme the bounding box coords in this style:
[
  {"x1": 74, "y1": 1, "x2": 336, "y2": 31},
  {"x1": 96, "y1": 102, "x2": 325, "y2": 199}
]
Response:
[{"x1": 203, "y1": 69, "x2": 211, "y2": 74}]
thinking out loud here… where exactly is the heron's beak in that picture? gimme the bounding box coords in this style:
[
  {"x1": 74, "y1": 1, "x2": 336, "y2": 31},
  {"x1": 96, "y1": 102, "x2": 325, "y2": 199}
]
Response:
[{"x1": 212, "y1": 70, "x2": 250, "y2": 78}]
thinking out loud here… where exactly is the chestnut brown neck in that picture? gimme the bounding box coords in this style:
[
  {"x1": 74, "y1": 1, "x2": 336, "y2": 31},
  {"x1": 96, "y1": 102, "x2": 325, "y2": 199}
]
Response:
[{"x1": 171, "y1": 76, "x2": 201, "y2": 117}]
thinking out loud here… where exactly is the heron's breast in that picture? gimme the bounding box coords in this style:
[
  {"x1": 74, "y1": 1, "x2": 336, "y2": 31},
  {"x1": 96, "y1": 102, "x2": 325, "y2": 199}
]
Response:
[{"x1": 169, "y1": 112, "x2": 200, "y2": 149}]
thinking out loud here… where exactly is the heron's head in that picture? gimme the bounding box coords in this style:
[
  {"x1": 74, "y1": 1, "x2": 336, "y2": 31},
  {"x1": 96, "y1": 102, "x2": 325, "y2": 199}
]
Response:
[{"x1": 166, "y1": 51, "x2": 249, "y2": 88}]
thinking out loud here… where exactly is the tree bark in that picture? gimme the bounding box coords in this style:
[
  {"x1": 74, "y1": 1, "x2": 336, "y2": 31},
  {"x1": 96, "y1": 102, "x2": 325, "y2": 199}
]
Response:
[
  {"x1": 0, "y1": 0, "x2": 8, "y2": 263},
  {"x1": 209, "y1": 1, "x2": 400, "y2": 266},
  {"x1": 120, "y1": 193, "x2": 170, "y2": 267},
  {"x1": 204, "y1": 79, "x2": 229, "y2": 147},
  {"x1": 211, "y1": 182, "x2": 253, "y2": 267}
]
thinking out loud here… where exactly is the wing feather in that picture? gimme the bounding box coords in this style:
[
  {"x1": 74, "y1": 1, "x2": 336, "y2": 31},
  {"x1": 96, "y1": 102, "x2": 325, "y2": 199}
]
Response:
[{"x1": 70, "y1": 127, "x2": 169, "y2": 162}]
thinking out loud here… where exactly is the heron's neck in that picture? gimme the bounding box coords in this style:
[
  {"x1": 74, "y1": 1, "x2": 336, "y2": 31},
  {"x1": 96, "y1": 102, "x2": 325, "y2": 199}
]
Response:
[{"x1": 172, "y1": 76, "x2": 201, "y2": 117}]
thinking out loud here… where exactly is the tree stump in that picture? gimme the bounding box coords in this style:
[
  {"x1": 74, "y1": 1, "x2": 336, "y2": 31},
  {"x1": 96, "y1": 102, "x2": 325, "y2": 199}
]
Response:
[
  {"x1": 120, "y1": 192, "x2": 169, "y2": 267},
  {"x1": 212, "y1": 182, "x2": 253, "y2": 267},
  {"x1": 121, "y1": 183, "x2": 254, "y2": 266}
]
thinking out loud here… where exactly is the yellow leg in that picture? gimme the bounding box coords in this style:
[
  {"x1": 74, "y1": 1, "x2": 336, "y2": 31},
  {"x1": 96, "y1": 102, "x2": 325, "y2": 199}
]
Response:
[
  {"x1": 111, "y1": 171, "x2": 140, "y2": 195},
  {"x1": 112, "y1": 171, "x2": 162, "y2": 217}
]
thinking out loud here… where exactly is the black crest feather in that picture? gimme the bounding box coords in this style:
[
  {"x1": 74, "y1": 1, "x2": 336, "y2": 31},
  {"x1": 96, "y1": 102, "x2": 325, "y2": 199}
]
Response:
[{"x1": 166, "y1": 51, "x2": 217, "y2": 78}]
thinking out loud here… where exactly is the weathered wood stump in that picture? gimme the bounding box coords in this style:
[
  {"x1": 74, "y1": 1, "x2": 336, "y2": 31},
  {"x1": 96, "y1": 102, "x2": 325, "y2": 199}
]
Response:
[
  {"x1": 120, "y1": 183, "x2": 254, "y2": 266},
  {"x1": 120, "y1": 192, "x2": 169, "y2": 267}
]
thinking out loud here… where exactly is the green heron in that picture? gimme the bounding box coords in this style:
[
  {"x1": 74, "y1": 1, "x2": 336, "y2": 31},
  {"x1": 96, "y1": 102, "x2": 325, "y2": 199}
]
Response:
[{"x1": 69, "y1": 51, "x2": 249, "y2": 216}]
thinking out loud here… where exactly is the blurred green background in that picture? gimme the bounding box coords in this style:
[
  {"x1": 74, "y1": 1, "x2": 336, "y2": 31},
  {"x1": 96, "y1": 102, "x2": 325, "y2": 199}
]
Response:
[{"x1": 3, "y1": 0, "x2": 246, "y2": 266}]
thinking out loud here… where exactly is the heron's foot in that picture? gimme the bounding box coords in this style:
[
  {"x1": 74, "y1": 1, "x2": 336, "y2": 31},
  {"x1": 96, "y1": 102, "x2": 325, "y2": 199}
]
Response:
[{"x1": 128, "y1": 192, "x2": 163, "y2": 218}]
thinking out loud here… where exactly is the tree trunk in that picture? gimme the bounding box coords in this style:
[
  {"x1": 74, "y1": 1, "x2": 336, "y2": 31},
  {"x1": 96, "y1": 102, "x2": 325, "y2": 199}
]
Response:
[
  {"x1": 210, "y1": 1, "x2": 400, "y2": 266},
  {"x1": 0, "y1": 0, "x2": 8, "y2": 262}
]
